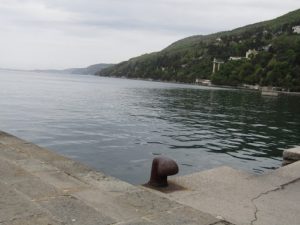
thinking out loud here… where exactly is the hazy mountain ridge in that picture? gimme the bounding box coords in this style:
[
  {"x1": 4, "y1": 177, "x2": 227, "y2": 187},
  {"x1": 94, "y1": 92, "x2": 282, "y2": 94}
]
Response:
[
  {"x1": 97, "y1": 9, "x2": 300, "y2": 90},
  {"x1": 33, "y1": 63, "x2": 114, "y2": 75}
]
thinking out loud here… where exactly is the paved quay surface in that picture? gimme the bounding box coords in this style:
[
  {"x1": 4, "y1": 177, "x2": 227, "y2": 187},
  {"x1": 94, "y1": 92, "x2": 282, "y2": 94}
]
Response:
[
  {"x1": 157, "y1": 158, "x2": 300, "y2": 225},
  {"x1": 0, "y1": 131, "x2": 232, "y2": 225}
]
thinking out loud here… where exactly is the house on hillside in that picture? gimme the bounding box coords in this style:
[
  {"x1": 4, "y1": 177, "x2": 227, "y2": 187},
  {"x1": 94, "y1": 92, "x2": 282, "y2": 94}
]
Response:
[
  {"x1": 228, "y1": 49, "x2": 258, "y2": 61},
  {"x1": 246, "y1": 49, "x2": 258, "y2": 59},
  {"x1": 292, "y1": 26, "x2": 300, "y2": 34},
  {"x1": 195, "y1": 79, "x2": 211, "y2": 86},
  {"x1": 229, "y1": 56, "x2": 243, "y2": 61}
]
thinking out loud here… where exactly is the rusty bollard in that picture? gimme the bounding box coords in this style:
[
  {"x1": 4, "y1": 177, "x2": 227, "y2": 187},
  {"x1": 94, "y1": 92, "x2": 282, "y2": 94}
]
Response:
[{"x1": 148, "y1": 156, "x2": 179, "y2": 187}]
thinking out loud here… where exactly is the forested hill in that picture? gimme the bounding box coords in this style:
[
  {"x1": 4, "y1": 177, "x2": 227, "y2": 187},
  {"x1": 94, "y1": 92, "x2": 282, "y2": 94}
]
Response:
[{"x1": 97, "y1": 9, "x2": 300, "y2": 91}]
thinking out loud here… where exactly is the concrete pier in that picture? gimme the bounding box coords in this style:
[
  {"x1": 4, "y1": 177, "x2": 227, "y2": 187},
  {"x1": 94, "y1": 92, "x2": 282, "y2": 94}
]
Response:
[
  {"x1": 151, "y1": 155, "x2": 300, "y2": 225},
  {"x1": 1, "y1": 131, "x2": 299, "y2": 225},
  {"x1": 0, "y1": 131, "x2": 231, "y2": 225}
]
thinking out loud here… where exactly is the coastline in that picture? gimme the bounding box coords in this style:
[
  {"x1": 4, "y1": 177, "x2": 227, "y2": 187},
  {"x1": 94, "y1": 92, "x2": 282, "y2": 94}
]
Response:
[
  {"x1": 3, "y1": 68, "x2": 299, "y2": 96},
  {"x1": 94, "y1": 74, "x2": 300, "y2": 95}
]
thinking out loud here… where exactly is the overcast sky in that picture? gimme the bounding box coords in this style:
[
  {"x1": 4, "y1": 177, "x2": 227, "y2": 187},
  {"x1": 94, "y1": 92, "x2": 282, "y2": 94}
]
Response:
[{"x1": 0, "y1": 0, "x2": 299, "y2": 69}]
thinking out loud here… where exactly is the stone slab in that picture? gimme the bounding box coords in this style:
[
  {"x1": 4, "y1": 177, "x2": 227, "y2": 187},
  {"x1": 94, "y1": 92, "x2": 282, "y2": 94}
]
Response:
[
  {"x1": 39, "y1": 195, "x2": 116, "y2": 225},
  {"x1": 0, "y1": 143, "x2": 28, "y2": 161},
  {"x1": 253, "y1": 179, "x2": 300, "y2": 225},
  {"x1": 116, "y1": 190, "x2": 182, "y2": 215},
  {"x1": 11, "y1": 177, "x2": 62, "y2": 200},
  {"x1": 33, "y1": 170, "x2": 89, "y2": 192},
  {"x1": 256, "y1": 160, "x2": 300, "y2": 187},
  {"x1": 80, "y1": 170, "x2": 140, "y2": 194},
  {"x1": 283, "y1": 146, "x2": 300, "y2": 161},
  {"x1": 117, "y1": 219, "x2": 156, "y2": 225},
  {"x1": 0, "y1": 158, "x2": 31, "y2": 185},
  {"x1": 1, "y1": 131, "x2": 229, "y2": 225},
  {"x1": 1, "y1": 215, "x2": 64, "y2": 225},
  {"x1": 73, "y1": 189, "x2": 144, "y2": 221},
  {"x1": 162, "y1": 162, "x2": 300, "y2": 225},
  {"x1": 14, "y1": 158, "x2": 59, "y2": 173},
  {"x1": 145, "y1": 206, "x2": 221, "y2": 225},
  {"x1": 0, "y1": 182, "x2": 44, "y2": 223}
]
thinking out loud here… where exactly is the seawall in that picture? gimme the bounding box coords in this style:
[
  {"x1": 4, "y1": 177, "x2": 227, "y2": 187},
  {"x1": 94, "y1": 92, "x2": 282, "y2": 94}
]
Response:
[
  {"x1": 0, "y1": 131, "x2": 231, "y2": 225},
  {"x1": 1, "y1": 131, "x2": 299, "y2": 225}
]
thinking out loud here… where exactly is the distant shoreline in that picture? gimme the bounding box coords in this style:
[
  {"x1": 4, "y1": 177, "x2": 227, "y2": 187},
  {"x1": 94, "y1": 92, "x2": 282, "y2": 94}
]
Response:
[
  {"x1": 94, "y1": 74, "x2": 300, "y2": 96},
  {"x1": 1, "y1": 68, "x2": 299, "y2": 96}
]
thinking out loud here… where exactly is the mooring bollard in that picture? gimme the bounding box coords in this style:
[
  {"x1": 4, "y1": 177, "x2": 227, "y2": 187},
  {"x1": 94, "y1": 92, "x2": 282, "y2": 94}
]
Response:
[{"x1": 148, "y1": 156, "x2": 179, "y2": 187}]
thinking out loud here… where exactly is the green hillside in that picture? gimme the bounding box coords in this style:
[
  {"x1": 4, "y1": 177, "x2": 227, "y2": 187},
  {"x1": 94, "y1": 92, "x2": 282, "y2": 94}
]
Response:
[
  {"x1": 70, "y1": 63, "x2": 114, "y2": 75},
  {"x1": 97, "y1": 9, "x2": 300, "y2": 91}
]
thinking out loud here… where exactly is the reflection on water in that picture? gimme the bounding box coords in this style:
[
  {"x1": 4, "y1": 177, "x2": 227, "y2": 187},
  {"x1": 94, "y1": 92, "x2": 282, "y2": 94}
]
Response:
[{"x1": 1, "y1": 70, "x2": 300, "y2": 184}]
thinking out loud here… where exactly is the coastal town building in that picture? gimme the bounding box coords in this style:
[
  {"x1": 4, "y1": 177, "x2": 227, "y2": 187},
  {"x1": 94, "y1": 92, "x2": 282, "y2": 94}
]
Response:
[
  {"x1": 292, "y1": 25, "x2": 300, "y2": 34},
  {"x1": 195, "y1": 79, "x2": 211, "y2": 86},
  {"x1": 246, "y1": 49, "x2": 258, "y2": 58},
  {"x1": 229, "y1": 56, "x2": 243, "y2": 61},
  {"x1": 212, "y1": 58, "x2": 224, "y2": 74},
  {"x1": 228, "y1": 49, "x2": 258, "y2": 61}
]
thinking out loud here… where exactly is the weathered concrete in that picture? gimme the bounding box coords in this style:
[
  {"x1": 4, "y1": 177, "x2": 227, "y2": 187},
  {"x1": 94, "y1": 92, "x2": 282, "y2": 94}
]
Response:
[
  {"x1": 2, "y1": 130, "x2": 299, "y2": 225},
  {"x1": 282, "y1": 146, "x2": 300, "y2": 165},
  {"x1": 153, "y1": 163, "x2": 300, "y2": 225},
  {"x1": 0, "y1": 131, "x2": 232, "y2": 225}
]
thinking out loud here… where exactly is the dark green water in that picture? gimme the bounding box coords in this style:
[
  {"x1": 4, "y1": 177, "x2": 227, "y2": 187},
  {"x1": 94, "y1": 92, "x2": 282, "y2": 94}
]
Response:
[{"x1": 1, "y1": 70, "x2": 300, "y2": 184}]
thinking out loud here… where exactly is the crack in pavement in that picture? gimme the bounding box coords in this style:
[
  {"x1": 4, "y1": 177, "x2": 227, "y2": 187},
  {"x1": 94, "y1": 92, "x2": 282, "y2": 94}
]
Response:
[{"x1": 250, "y1": 177, "x2": 300, "y2": 225}]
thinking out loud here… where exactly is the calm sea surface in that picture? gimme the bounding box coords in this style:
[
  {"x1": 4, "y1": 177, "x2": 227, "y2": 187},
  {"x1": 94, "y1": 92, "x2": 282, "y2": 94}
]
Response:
[{"x1": 1, "y1": 70, "x2": 300, "y2": 184}]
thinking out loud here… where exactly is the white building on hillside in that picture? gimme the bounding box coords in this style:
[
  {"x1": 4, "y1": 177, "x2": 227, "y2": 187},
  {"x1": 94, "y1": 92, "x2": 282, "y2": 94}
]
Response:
[
  {"x1": 246, "y1": 49, "x2": 258, "y2": 59},
  {"x1": 292, "y1": 26, "x2": 300, "y2": 34},
  {"x1": 229, "y1": 56, "x2": 243, "y2": 61},
  {"x1": 212, "y1": 58, "x2": 224, "y2": 73},
  {"x1": 228, "y1": 49, "x2": 258, "y2": 61}
]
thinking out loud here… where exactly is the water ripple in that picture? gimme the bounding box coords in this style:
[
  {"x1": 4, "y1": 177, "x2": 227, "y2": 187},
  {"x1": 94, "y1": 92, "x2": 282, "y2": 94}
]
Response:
[{"x1": 1, "y1": 71, "x2": 300, "y2": 184}]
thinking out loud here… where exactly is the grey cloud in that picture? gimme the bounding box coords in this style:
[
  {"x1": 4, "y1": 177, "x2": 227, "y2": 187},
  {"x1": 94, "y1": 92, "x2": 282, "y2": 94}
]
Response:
[
  {"x1": 0, "y1": 0, "x2": 299, "y2": 69},
  {"x1": 3, "y1": 0, "x2": 299, "y2": 34}
]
